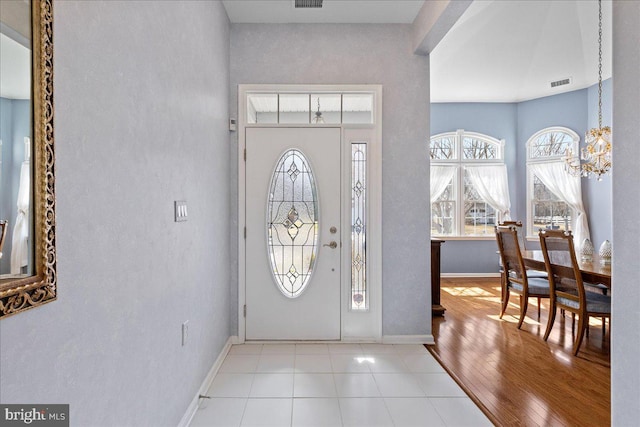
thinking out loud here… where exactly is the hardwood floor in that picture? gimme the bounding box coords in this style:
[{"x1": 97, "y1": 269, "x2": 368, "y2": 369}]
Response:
[{"x1": 428, "y1": 277, "x2": 610, "y2": 427}]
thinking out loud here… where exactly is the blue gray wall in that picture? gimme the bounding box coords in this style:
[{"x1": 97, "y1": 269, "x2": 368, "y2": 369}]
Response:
[
  {"x1": 0, "y1": 2, "x2": 232, "y2": 426},
  {"x1": 432, "y1": 82, "x2": 612, "y2": 273},
  {"x1": 0, "y1": 97, "x2": 30, "y2": 273},
  {"x1": 430, "y1": 102, "x2": 517, "y2": 273},
  {"x1": 583, "y1": 78, "x2": 613, "y2": 249},
  {"x1": 230, "y1": 24, "x2": 431, "y2": 336},
  {"x1": 515, "y1": 88, "x2": 588, "y2": 250}
]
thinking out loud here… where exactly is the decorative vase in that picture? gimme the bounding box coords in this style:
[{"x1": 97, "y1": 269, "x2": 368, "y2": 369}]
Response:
[
  {"x1": 599, "y1": 240, "x2": 612, "y2": 265},
  {"x1": 581, "y1": 238, "x2": 594, "y2": 261}
]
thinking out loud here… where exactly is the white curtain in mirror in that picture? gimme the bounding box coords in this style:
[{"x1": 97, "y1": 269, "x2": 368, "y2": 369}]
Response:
[
  {"x1": 430, "y1": 165, "x2": 456, "y2": 203},
  {"x1": 529, "y1": 162, "x2": 590, "y2": 245},
  {"x1": 11, "y1": 160, "x2": 30, "y2": 273},
  {"x1": 465, "y1": 164, "x2": 512, "y2": 221}
]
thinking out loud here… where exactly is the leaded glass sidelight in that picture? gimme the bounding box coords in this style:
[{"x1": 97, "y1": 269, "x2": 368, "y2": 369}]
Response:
[
  {"x1": 267, "y1": 149, "x2": 319, "y2": 298},
  {"x1": 351, "y1": 143, "x2": 367, "y2": 310}
]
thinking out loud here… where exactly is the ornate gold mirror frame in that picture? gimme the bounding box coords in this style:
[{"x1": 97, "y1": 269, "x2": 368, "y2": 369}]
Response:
[{"x1": 0, "y1": 0, "x2": 55, "y2": 318}]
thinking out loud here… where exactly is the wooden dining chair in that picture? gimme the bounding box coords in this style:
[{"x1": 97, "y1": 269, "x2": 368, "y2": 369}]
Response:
[
  {"x1": 498, "y1": 220, "x2": 547, "y2": 277},
  {"x1": 496, "y1": 225, "x2": 551, "y2": 329},
  {"x1": 539, "y1": 229, "x2": 611, "y2": 356},
  {"x1": 499, "y1": 221, "x2": 527, "y2": 250}
]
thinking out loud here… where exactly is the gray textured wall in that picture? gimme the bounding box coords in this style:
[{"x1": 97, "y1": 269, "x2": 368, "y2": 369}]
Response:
[
  {"x1": 0, "y1": 1, "x2": 231, "y2": 426},
  {"x1": 612, "y1": 1, "x2": 640, "y2": 424},
  {"x1": 230, "y1": 24, "x2": 431, "y2": 336}
]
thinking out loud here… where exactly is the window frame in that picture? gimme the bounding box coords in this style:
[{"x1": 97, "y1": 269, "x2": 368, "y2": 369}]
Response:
[
  {"x1": 246, "y1": 92, "x2": 374, "y2": 125},
  {"x1": 526, "y1": 126, "x2": 579, "y2": 238},
  {"x1": 430, "y1": 129, "x2": 506, "y2": 239},
  {"x1": 430, "y1": 167, "x2": 458, "y2": 236}
]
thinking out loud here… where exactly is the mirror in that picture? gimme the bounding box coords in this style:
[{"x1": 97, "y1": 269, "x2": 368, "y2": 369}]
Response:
[
  {"x1": 0, "y1": 0, "x2": 56, "y2": 318},
  {"x1": 1, "y1": 0, "x2": 33, "y2": 279}
]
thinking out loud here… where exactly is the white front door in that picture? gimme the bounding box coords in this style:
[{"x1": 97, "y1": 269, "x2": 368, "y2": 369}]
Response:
[{"x1": 245, "y1": 127, "x2": 341, "y2": 340}]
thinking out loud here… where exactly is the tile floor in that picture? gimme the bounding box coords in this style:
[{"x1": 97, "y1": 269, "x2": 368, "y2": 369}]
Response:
[{"x1": 190, "y1": 343, "x2": 490, "y2": 427}]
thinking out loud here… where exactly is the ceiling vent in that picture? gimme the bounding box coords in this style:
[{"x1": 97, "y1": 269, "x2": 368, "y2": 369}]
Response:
[
  {"x1": 295, "y1": 0, "x2": 323, "y2": 8},
  {"x1": 550, "y1": 77, "x2": 572, "y2": 88}
]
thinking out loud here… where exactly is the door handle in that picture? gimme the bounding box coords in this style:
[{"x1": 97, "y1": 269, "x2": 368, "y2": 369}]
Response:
[{"x1": 323, "y1": 241, "x2": 338, "y2": 249}]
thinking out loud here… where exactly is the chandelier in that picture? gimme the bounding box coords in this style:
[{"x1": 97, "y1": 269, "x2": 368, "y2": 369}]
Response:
[{"x1": 564, "y1": 0, "x2": 611, "y2": 181}]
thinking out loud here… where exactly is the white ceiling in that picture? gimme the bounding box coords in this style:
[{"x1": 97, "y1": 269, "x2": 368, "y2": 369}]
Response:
[
  {"x1": 224, "y1": 0, "x2": 612, "y2": 103},
  {"x1": 1, "y1": 1, "x2": 611, "y2": 103},
  {"x1": 222, "y1": 0, "x2": 424, "y2": 24},
  {"x1": 431, "y1": 0, "x2": 612, "y2": 103},
  {"x1": 0, "y1": 33, "x2": 30, "y2": 100}
]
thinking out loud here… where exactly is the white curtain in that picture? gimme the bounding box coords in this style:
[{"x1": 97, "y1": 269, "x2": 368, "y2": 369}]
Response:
[
  {"x1": 529, "y1": 161, "x2": 590, "y2": 245},
  {"x1": 11, "y1": 161, "x2": 30, "y2": 274},
  {"x1": 465, "y1": 165, "x2": 512, "y2": 221},
  {"x1": 430, "y1": 166, "x2": 456, "y2": 203}
]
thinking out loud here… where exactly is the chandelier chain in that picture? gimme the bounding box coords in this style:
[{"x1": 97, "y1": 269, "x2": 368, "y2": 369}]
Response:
[
  {"x1": 598, "y1": 0, "x2": 603, "y2": 129},
  {"x1": 563, "y1": 0, "x2": 611, "y2": 181}
]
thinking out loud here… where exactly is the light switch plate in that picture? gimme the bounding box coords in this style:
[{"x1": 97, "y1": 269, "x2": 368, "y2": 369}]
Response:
[{"x1": 175, "y1": 200, "x2": 188, "y2": 222}]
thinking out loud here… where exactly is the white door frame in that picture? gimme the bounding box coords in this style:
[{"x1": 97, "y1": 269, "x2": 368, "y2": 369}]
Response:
[{"x1": 237, "y1": 84, "x2": 382, "y2": 343}]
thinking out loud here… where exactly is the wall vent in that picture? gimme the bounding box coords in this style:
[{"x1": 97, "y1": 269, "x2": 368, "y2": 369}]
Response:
[
  {"x1": 550, "y1": 78, "x2": 572, "y2": 88},
  {"x1": 295, "y1": 0, "x2": 323, "y2": 8}
]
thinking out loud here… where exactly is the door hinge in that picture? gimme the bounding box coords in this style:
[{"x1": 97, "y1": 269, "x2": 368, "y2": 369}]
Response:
[
  {"x1": 243, "y1": 304, "x2": 247, "y2": 317},
  {"x1": 244, "y1": 227, "x2": 247, "y2": 239},
  {"x1": 243, "y1": 148, "x2": 246, "y2": 161}
]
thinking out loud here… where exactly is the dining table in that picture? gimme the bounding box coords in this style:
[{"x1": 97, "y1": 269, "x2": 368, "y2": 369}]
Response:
[{"x1": 521, "y1": 250, "x2": 612, "y2": 288}]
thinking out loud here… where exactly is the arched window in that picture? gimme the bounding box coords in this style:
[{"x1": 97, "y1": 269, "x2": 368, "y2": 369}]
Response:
[
  {"x1": 526, "y1": 127, "x2": 581, "y2": 237},
  {"x1": 430, "y1": 130, "x2": 509, "y2": 237},
  {"x1": 528, "y1": 127, "x2": 578, "y2": 160}
]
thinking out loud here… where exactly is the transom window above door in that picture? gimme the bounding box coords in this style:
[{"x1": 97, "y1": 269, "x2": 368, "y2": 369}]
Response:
[
  {"x1": 430, "y1": 130, "x2": 510, "y2": 238},
  {"x1": 246, "y1": 92, "x2": 374, "y2": 125}
]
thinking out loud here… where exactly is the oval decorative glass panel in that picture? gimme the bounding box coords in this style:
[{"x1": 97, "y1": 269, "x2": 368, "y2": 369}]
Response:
[{"x1": 267, "y1": 149, "x2": 319, "y2": 298}]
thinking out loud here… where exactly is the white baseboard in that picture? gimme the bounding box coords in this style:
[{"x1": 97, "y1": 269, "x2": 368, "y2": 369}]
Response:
[
  {"x1": 382, "y1": 335, "x2": 434, "y2": 345},
  {"x1": 178, "y1": 336, "x2": 235, "y2": 427},
  {"x1": 340, "y1": 337, "x2": 382, "y2": 343},
  {"x1": 441, "y1": 273, "x2": 501, "y2": 278},
  {"x1": 240, "y1": 339, "x2": 380, "y2": 344}
]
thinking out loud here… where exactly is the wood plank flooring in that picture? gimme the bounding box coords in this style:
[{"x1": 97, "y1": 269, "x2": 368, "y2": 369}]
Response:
[{"x1": 428, "y1": 277, "x2": 610, "y2": 427}]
